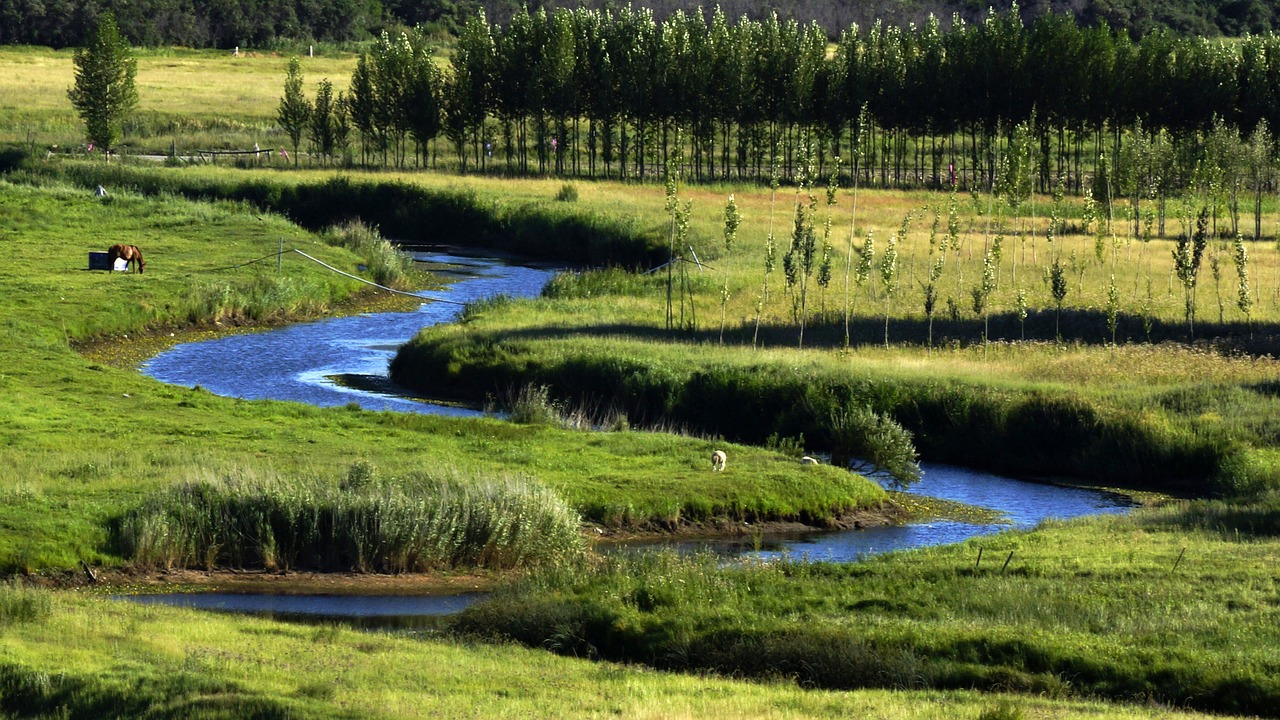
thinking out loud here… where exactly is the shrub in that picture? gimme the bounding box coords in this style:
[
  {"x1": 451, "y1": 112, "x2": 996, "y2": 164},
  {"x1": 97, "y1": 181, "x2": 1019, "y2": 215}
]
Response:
[
  {"x1": 825, "y1": 405, "x2": 921, "y2": 488},
  {"x1": 555, "y1": 183, "x2": 579, "y2": 202}
]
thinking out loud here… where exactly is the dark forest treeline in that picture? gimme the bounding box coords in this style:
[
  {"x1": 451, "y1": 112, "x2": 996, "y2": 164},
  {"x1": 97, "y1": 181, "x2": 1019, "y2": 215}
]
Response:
[{"x1": 1, "y1": 0, "x2": 1276, "y2": 49}]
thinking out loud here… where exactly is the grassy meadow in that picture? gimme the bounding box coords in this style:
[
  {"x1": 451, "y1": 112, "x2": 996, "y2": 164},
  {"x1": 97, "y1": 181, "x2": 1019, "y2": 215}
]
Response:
[
  {"x1": 3, "y1": 45, "x2": 1280, "y2": 718},
  {"x1": 1, "y1": 584, "x2": 1241, "y2": 720},
  {"x1": 0, "y1": 46, "x2": 357, "y2": 155},
  {"x1": 456, "y1": 505, "x2": 1280, "y2": 716}
]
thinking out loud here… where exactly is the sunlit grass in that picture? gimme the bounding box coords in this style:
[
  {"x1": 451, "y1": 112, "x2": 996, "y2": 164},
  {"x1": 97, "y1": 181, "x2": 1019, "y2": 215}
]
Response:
[
  {"x1": 457, "y1": 505, "x2": 1280, "y2": 717},
  {"x1": 117, "y1": 465, "x2": 586, "y2": 572},
  {"x1": 0, "y1": 176, "x2": 884, "y2": 571},
  {"x1": 0, "y1": 590, "x2": 1235, "y2": 719},
  {"x1": 0, "y1": 46, "x2": 357, "y2": 152}
]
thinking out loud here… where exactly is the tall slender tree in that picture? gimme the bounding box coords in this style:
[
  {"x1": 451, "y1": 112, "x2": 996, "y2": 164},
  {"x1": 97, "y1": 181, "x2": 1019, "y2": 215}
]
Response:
[
  {"x1": 308, "y1": 78, "x2": 336, "y2": 166},
  {"x1": 277, "y1": 57, "x2": 310, "y2": 167},
  {"x1": 68, "y1": 12, "x2": 137, "y2": 160}
]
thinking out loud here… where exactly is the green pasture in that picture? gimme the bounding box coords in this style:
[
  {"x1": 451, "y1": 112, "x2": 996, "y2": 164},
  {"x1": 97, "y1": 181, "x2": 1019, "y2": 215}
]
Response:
[
  {"x1": 457, "y1": 503, "x2": 1280, "y2": 717},
  {"x1": 0, "y1": 176, "x2": 884, "y2": 572},
  {"x1": 0, "y1": 583, "x2": 1238, "y2": 720},
  {"x1": 0, "y1": 46, "x2": 358, "y2": 154},
  {"x1": 2, "y1": 38, "x2": 1280, "y2": 716}
]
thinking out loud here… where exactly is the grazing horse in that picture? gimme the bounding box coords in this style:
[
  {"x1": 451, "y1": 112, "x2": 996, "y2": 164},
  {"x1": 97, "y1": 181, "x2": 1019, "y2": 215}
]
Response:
[{"x1": 107, "y1": 244, "x2": 145, "y2": 273}]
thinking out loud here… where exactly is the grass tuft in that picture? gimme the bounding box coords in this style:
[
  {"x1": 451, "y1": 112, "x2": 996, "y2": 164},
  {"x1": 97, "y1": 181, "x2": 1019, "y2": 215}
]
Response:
[
  {"x1": 0, "y1": 582, "x2": 51, "y2": 628},
  {"x1": 113, "y1": 467, "x2": 585, "y2": 572}
]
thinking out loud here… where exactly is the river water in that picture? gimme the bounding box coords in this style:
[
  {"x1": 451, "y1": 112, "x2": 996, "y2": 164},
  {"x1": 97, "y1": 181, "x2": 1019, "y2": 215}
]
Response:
[
  {"x1": 130, "y1": 251, "x2": 1131, "y2": 621},
  {"x1": 144, "y1": 251, "x2": 559, "y2": 415}
]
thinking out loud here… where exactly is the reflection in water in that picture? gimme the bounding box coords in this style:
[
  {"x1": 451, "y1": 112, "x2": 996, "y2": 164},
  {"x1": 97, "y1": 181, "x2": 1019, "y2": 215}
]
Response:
[{"x1": 119, "y1": 592, "x2": 487, "y2": 630}]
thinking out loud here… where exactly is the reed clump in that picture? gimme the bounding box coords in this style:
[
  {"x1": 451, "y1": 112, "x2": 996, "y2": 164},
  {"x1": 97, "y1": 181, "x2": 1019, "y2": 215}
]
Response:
[
  {"x1": 0, "y1": 582, "x2": 51, "y2": 628},
  {"x1": 322, "y1": 220, "x2": 413, "y2": 288},
  {"x1": 180, "y1": 274, "x2": 333, "y2": 324},
  {"x1": 114, "y1": 466, "x2": 585, "y2": 572}
]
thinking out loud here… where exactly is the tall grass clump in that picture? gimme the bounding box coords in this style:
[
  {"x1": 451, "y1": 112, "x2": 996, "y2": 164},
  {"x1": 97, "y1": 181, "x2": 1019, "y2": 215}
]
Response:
[
  {"x1": 541, "y1": 268, "x2": 665, "y2": 300},
  {"x1": 113, "y1": 466, "x2": 584, "y2": 572},
  {"x1": 0, "y1": 582, "x2": 51, "y2": 628},
  {"x1": 507, "y1": 384, "x2": 565, "y2": 427},
  {"x1": 323, "y1": 220, "x2": 414, "y2": 288},
  {"x1": 179, "y1": 274, "x2": 333, "y2": 324},
  {"x1": 503, "y1": 383, "x2": 627, "y2": 432},
  {"x1": 555, "y1": 183, "x2": 579, "y2": 202}
]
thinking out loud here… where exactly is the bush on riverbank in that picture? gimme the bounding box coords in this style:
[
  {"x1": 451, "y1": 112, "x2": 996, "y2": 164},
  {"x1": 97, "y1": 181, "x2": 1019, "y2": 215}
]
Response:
[
  {"x1": 452, "y1": 507, "x2": 1280, "y2": 718},
  {"x1": 113, "y1": 466, "x2": 585, "y2": 572}
]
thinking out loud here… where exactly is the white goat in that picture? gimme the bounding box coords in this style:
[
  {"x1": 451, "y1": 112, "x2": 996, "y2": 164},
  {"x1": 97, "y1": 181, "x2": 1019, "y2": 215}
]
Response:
[{"x1": 711, "y1": 450, "x2": 727, "y2": 472}]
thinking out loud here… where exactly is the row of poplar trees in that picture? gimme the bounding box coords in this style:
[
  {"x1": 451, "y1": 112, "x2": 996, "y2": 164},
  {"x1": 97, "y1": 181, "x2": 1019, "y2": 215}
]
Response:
[{"x1": 286, "y1": 5, "x2": 1280, "y2": 193}]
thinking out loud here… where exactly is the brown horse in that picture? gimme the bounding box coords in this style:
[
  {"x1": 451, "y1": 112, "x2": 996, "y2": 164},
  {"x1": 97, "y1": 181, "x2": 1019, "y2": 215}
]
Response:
[{"x1": 107, "y1": 244, "x2": 145, "y2": 273}]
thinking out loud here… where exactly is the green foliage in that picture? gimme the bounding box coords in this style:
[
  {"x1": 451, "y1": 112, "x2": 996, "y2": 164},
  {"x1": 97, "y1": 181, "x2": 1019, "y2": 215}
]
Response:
[
  {"x1": 0, "y1": 582, "x2": 50, "y2": 628},
  {"x1": 1173, "y1": 207, "x2": 1210, "y2": 335},
  {"x1": 1234, "y1": 233, "x2": 1252, "y2": 326},
  {"x1": 66, "y1": 13, "x2": 138, "y2": 154},
  {"x1": 555, "y1": 183, "x2": 579, "y2": 202},
  {"x1": 1106, "y1": 275, "x2": 1120, "y2": 344},
  {"x1": 824, "y1": 405, "x2": 921, "y2": 488},
  {"x1": 454, "y1": 509, "x2": 1280, "y2": 717},
  {"x1": 113, "y1": 467, "x2": 585, "y2": 572},
  {"x1": 322, "y1": 220, "x2": 413, "y2": 288},
  {"x1": 306, "y1": 77, "x2": 349, "y2": 166},
  {"x1": 276, "y1": 57, "x2": 310, "y2": 164}
]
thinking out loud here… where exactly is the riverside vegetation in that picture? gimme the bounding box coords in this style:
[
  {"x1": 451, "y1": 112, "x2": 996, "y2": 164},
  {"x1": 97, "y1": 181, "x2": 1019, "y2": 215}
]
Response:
[
  {"x1": 0, "y1": 161, "x2": 932, "y2": 716},
  {"x1": 2, "y1": 46, "x2": 1280, "y2": 718},
  {"x1": 0, "y1": 167, "x2": 883, "y2": 576},
  {"x1": 1, "y1": 155, "x2": 1276, "y2": 720}
]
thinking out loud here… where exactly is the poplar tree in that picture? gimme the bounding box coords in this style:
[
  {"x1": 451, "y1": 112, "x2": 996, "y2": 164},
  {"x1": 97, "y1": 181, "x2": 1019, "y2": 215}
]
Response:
[
  {"x1": 67, "y1": 13, "x2": 137, "y2": 159},
  {"x1": 879, "y1": 229, "x2": 899, "y2": 348},
  {"x1": 1173, "y1": 208, "x2": 1210, "y2": 338},
  {"x1": 308, "y1": 79, "x2": 336, "y2": 165},
  {"x1": 1234, "y1": 233, "x2": 1252, "y2": 336},
  {"x1": 278, "y1": 57, "x2": 310, "y2": 167},
  {"x1": 718, "y1": 193, "x2": 741, "y2": 345},
  {"x1": 1050, "y1": 257, "x2": 1069, "y2": 342}
]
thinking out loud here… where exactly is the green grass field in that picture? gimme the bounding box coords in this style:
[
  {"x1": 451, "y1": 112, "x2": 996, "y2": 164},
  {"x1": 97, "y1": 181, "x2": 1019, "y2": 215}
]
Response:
[
  {"x1": 2, "y1": 584, "x2": 1239, "y2": 720},
  {"x1": 456, "y1": 505, "x2": 1280, "y2": 717},
  {"x1": 2, "y1": 46, "x2": 1279, "y2": 719}
]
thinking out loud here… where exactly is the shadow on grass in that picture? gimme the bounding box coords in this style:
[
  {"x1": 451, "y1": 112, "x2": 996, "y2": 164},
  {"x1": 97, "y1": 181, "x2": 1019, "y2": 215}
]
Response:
[{"x1": 0, "y1": 662, "x2": 295, "y2": 720}]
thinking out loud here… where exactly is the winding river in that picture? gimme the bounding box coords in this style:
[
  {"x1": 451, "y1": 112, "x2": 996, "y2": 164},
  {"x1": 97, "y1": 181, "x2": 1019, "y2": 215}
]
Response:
[{"x1": 131, "y1": 250, "x2": 1131, "y2": 621}]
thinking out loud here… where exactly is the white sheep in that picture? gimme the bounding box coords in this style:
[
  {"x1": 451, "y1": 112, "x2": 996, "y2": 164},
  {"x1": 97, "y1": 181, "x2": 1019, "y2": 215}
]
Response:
[
  {"x1": 711, "y1": 450, "x2": 727, "y2": 472},
  {"x1": 800, "y1": 456, "x2": 820, "y2": 465}
]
